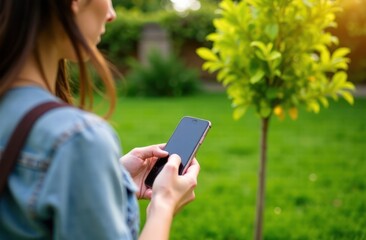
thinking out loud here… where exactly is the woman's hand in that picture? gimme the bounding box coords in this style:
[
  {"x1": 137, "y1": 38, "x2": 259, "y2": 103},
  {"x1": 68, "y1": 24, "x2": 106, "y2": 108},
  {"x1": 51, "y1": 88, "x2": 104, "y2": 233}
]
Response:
[
  {"x1": 148, "y1": 154, "x2": 200, "y2": 216},
  {"x1": 138, "y1": 154, "x2": 200, "y2": 240},
  {"x1": 120, "y1": 144, "x2": 168, "y2": 199}
]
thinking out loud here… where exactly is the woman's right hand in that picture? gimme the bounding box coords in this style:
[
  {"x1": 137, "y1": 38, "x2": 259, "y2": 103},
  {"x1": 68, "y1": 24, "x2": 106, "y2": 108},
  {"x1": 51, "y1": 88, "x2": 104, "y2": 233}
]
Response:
[
  {"x1": 148, "y1": 154, "x2": 200, "y2": 216},
  {"x1": 139, "y1": 154, "x2": 200, "y2": 240}
]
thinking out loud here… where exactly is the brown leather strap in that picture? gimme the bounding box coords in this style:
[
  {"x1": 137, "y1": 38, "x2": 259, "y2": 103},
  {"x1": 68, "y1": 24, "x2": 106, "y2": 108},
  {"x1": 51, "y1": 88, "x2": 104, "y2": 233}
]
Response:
[{"x1": 0, "y1": 101, "x2": 69, "y2": 194}]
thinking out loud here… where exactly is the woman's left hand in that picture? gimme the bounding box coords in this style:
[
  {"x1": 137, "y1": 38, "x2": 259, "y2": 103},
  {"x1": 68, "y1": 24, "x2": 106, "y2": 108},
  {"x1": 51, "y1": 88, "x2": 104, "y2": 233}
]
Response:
[{"x1": 120, "y1": 144, "x2": 168, "y2": 199}]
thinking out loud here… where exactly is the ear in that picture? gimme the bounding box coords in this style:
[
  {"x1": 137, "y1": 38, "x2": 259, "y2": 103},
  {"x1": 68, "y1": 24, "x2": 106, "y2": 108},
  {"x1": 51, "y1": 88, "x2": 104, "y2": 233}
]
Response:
[{"x1": 71, "y1": 0, "x2": 81, "y2": 14}]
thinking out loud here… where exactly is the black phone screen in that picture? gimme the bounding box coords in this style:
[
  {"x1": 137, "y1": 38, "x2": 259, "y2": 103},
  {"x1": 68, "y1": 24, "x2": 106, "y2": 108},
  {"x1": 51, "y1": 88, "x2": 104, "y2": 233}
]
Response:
[{"x1": 144, "y1": 116, "x2": 211, "y2": 188}]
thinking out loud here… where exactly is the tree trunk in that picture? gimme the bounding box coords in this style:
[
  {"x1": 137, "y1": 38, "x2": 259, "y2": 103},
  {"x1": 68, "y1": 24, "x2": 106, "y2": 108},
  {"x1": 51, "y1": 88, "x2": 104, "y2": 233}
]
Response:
[{"x1": 254, "y1": 117, "x2": 270, "y2": 240}]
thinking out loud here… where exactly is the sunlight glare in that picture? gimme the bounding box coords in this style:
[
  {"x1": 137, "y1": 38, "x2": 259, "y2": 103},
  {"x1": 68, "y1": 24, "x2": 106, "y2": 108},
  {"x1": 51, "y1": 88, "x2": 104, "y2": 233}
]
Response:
[{"x1": 170, "y1": 0, "x2": 201, "y2": 12}]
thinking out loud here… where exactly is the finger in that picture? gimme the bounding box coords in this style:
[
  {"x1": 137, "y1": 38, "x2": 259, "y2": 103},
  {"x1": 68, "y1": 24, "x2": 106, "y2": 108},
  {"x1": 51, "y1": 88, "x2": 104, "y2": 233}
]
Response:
[
  {"x1": 135, "y1": 144, "x2": 169, "y2": 159},
  {"x1": 164, "y1": 154, "x2": 182, "y2": 171},
  {"x1": 156, "y1": 143, "x2": 166, "y2": 149},
  {"x1": 152, "y1": 145, "x2": 169, "y2": 157},
  {"x1": 187, "y1": 158, "x2": 199, "y2": 169},
  {"x1": 188, "y1": 158, "x2": 199, "y2": 169},
  {"x1": 184, "y1": 158, "x2": 200, "y2": 178}
]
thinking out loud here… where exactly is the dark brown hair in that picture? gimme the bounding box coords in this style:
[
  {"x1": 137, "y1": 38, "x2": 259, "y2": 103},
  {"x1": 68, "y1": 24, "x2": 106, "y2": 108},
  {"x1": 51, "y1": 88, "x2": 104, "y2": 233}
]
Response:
[{"x1": 0, "y1": 0, "x2": 116, "y2": 117}]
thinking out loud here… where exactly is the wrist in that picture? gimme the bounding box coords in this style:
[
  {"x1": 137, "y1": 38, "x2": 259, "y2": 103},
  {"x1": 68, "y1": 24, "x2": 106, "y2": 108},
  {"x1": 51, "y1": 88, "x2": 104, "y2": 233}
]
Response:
[
  {"x1": 140, "y1": 197, "x2": 174, "y2": 240},
  {"x1": 148, "y1": 196, "x2": 175, "y2": 220}
]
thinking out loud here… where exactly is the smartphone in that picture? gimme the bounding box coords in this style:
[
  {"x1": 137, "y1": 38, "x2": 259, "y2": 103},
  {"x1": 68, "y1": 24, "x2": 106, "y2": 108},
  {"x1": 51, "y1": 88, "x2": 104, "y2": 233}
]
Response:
[{"x1": 144, "y1": 116, "x2": 211, "y2": 188}]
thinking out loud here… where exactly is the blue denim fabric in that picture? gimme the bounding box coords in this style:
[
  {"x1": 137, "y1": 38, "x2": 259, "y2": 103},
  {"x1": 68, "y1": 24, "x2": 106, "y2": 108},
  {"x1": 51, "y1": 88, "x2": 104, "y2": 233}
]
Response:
[{"x1": 0, "y1": 87, "x2": 140, "y2": 239}]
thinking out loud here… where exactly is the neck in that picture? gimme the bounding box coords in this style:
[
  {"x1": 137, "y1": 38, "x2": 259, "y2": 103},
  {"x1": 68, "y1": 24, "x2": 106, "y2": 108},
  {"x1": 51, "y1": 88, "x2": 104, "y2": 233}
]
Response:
[{"x1": 13, "y1": 39, "x2": 60, "y2": 94}]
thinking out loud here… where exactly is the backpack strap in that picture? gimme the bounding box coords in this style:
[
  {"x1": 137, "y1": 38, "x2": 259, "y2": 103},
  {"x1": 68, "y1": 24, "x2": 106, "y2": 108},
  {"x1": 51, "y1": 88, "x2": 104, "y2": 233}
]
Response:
[{"x1": 0, "y1": 101, "x2": 69, "y2": 194}]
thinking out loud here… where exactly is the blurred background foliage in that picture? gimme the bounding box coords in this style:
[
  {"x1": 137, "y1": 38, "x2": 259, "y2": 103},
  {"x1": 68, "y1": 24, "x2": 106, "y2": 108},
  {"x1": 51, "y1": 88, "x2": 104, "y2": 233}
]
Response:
[
  {"x1": 99, "y1": 1, "x2": 217, "y2": 65},
  {"x1": 98, "y1": 0, "x2": 219, "y2": 96},
  {"x1": 98, "y1": 0, "x2": 366, "y2": 98},
  {"x1": 335, "y1": 0, "x2": 366, "y2": 83},
  {"x1": 112, "y1": 0, "x2": 220, "y2": 12},
  {"x1": 123, "y1": 50, "x2": 201, "y2": 97}
]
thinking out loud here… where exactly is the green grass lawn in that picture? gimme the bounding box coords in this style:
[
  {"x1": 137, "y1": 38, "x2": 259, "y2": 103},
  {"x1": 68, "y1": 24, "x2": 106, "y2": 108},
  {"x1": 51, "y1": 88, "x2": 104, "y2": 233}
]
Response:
[{"x1": 105, "y1": 91, "x2": 366, "y2": 239}]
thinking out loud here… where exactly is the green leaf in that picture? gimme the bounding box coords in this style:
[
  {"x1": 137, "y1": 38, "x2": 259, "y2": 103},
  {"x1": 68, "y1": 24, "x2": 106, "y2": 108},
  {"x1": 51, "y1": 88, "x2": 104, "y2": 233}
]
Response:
[
  {"x1": 206, "y1": 33, "x2": 219, "y2": 42},
  {"x1": 319, "y1": 97, "x2": 329, "y2": 108},
  {"x1": 220, "y1": 0, "x2": 235, "y2": 13},
  {"x1": 343, "y1": 82, "x2": 355, "y2": 90},
  {"x1": 329, "y1": 48, "x2": 350, "y2": 71},
  {"x1": 274, "y1": 69, "x2": 282, "y2": 77},
  {"x1": 269, "y1": 51, "x2": 281, "y2": 61},
  {"x1": 217, "y1": 68, "x2": 230, "y2": 81},
  {"x1": 202, "y1": 62, "x2": 223, "y2": 72},
  {"x1": 233, "y1": 105, "x2": 247, "y2": 120},
  {"x1": 223, "y1": 75, "x2": 237, "y2": 87},
  {"x1": 332, "y1": 48, "x2": 351, "y2": 59},
  {"x1": 332, "y1": 71, "x2": 347, "y2": 89},
  {"x1": 340, "y1": 91, "x2": 354, "y2": 105},
  {"x1": 250, "y1": 41, "x2": 268, "y2": 55},
  {"x1": 266, "y1": 88, "x2": 278, "y2": 100},
  {"x1": 258, "y1": 100, "x2": 271, "y2": 118},
  {"x1": 213, "y1": 19, "x2": 232, "y2": 32},
  {"x1": 265, "y1": 24, "x2": 279, "y2": 40},
  {"x1": 197, "y1": 48, "x2": 218, "y2": 62},
  {"x1": 250, "y1": 69, "x2": 265, "y2": 84},
  {"x1": 259, "y1": 106, "x2": 272, "y2": 118},
  {"x1": 308, "y1": 100, "x2": 320, "y2": 113},
  {"x1": 248, "y1": 58, "x2": 261, "y2": 75},
  {"x1": 320, "y1": 48, "x2": 331, "y2": 64},
  {"x1": 254, "y1": 51, "x2": 267, "y2": 61}
]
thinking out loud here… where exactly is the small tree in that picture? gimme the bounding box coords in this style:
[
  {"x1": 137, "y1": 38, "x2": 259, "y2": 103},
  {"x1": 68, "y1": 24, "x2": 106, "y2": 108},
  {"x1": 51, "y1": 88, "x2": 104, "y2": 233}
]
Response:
[{"x1": 197, "y1": 0, "x2": 355, "y2": 239}]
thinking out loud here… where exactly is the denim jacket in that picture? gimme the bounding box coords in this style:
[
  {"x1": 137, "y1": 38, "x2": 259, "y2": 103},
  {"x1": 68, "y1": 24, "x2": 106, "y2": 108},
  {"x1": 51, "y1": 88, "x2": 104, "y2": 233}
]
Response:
[{"x1": 0, "y1": 87, "x2": 139, "y2": 239}]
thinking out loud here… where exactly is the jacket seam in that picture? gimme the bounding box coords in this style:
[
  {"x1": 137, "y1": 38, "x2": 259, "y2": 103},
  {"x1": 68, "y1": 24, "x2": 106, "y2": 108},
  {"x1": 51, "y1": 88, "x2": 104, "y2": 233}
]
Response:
[{"x1": 28, "y1": 120, "x2": 96, "y2": 217}]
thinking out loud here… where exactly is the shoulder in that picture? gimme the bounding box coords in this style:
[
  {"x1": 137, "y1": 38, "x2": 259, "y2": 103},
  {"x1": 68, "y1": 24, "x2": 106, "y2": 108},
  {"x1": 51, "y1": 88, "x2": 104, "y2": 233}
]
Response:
[
  {"x1": 0, "y1": 87, "x2": 116, "y2": 148},
  {"x1": 36, "y1": 105, "x2": 116, "y2": 142},
  {"x1": 30, "y1": 104, "x2": 121, "y2": 162},
  {"x1": 0, "y1": 87, "x2": 121, "y2": 167}
]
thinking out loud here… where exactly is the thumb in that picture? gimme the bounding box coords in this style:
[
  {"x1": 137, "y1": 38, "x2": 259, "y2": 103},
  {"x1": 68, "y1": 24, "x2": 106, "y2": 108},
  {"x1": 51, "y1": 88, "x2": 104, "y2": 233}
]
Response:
[{"x1": 165, "y1": 154, "x2": 182, "y2": 172}]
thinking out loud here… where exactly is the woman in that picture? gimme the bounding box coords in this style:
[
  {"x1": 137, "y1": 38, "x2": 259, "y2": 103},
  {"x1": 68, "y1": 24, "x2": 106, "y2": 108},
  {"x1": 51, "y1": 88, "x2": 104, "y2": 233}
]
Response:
[{"x1": 0, "y1": 0, "x2": 200, "y2": 239}]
